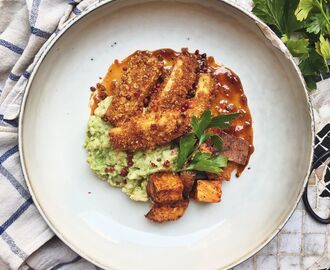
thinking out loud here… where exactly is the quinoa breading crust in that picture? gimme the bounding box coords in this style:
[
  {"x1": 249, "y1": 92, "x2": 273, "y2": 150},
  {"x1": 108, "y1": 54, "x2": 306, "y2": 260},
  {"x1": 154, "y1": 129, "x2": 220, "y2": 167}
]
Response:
[
  {"x1": 105, "y1": 51, "x2": 163, "y2": 126},
  {"x1": 108, "y1": 73, "x2": 214, "y2": 151},
  {"x1": 149, "y1": 55, "x2": 198, "y2": 111},
  {"x1": 109, "y1": 110, "x2": 190, "y2": 150}
]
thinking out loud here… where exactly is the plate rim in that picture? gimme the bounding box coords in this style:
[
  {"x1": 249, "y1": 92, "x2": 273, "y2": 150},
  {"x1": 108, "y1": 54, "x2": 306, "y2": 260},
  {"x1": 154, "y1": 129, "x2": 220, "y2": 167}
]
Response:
[{"x1": 18, "y1": 0, "x2": 315, "y2": 269}]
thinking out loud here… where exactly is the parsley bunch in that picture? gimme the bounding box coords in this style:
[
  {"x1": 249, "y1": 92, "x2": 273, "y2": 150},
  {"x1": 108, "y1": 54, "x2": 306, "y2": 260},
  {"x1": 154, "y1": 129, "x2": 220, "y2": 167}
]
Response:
[
  {"x1": 176, "y1": 111, "x2": 240, "y2": 174},
  {"x1": 252, "y1": 0, "x2": 330, "y2": 90}
]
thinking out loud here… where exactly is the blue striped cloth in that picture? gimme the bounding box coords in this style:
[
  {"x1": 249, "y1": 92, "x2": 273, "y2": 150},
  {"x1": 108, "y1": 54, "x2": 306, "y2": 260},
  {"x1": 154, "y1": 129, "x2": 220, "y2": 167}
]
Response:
[{"x1": 0, "y1": 0, "x2": 100, "y2": 269}]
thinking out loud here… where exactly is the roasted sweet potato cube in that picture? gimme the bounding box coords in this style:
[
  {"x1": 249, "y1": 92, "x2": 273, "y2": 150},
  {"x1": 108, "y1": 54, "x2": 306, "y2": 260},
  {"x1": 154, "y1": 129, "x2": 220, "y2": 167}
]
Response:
[
  {"x1": 147, "y1": 172, "x2": 183, "y2": 203},
  {"x1": 180, "y1": 171, "x2": 196, "y2": 198},
  {"x1": 145, "y1": 200, "x2": 189, "y2": 223},
  {"x1": 192, "y1": 180, "x2": 222, "y2": 203}
]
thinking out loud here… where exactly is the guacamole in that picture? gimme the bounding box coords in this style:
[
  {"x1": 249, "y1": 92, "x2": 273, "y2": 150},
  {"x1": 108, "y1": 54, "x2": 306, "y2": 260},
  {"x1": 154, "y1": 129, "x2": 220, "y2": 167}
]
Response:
[{"x1": 85, "y1": 97, "x2": 178, "y2": 201}]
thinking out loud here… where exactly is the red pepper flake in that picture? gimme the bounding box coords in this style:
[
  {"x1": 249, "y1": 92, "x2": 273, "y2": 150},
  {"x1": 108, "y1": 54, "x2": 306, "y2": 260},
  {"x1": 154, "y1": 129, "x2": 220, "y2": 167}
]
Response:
[
  {"x1": 150, "y1": 162, "x2": 157, "y2": 168},
  {"x1": 96, "y1": 83, "x2": 106, "y2": 92},
  {"x1": 163, "y1": 160, "x2": 170, "y2": 168},
  {"x1": 226, "y1": 72, "x2": 239, "y2": 84},
  {"x1": 105, "y1": 166, "x2": 115, "y2": 173},
  {"x1": 240, "y1": 94, "x2": 247, "y2": 104},
  {"x1": 127, "y1": 160, "x2": 134, "y2": 167},
  {"x1": 143, "y1": 97, "x2": 149, "y2": 107},
  {"x1": 181, "y1": 103, "x2": 189, "y2": 112},
  {"x1": 98, "y1": 91, "x2": 107, "y2": 100},
  {"x1": 90, "y1": 86, "x2": 96, "y2": 92},
  {"x1": 126, "y1": 152, "x2": 134, "y2": 167},
  {"x1": 120, "y1": 167, "x2": 128, "y2": 177},
  {"x1": 225, "y1": 104, "x2": 234, "y2": 112},
  {"x1": 102, "y1": 115, "x2": 109, "y2": 123},
  {"x1": 134, "y1": 91, "x2": 141, "y2": 98}
]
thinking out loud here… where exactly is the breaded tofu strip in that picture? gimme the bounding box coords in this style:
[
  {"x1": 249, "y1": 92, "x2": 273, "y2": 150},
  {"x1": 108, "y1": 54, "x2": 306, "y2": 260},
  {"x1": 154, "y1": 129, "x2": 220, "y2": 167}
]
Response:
[
  {"x1": 145, "y1": 200, "x2": 189, "y2": 223},
  {"x1": 109, "y1": 110, "x2": 190, "y2": 150},
  {"x1": 108, "y1": 74, "x2": 214, "y2": 151},
  {"x1": 149, "y1": 55, "x2": 197, "y2": 110},
  {"x1": 187, "y1": 73, "x2": 214, "y2": 118},
  {"x1": 105, "y1": 51, "x2": 162, "y2": 125}
]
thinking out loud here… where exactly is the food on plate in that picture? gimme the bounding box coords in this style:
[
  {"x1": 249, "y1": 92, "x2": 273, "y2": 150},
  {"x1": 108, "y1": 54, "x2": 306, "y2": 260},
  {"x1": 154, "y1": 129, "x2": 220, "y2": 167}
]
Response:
[
  {"x1": 145, "y1": 200, "x2": 189, "y2": 223},
  {"x1": 192, "y1": 180, "x2": 222, "y2": 203},
  {"x1": 85, "y1": 48, "x2": 254, "y2": 222},
  {"x1": 147, "y1": 172, "x2": 183, "y2": 203}
]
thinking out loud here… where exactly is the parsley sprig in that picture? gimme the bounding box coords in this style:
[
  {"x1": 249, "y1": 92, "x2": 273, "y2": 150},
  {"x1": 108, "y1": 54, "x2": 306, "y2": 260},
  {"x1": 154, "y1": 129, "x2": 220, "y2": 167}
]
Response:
[
  {"x1": 176, "y1": 111, "x2": 240, "y2": 174},
  {"x1": 252, "y1": 0, "x2": 330, "y2": 90}
]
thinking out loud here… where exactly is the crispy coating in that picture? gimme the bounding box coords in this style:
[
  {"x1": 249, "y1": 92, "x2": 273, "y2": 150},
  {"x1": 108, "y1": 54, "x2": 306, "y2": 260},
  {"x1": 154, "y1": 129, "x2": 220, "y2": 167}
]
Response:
[
  {"x1": 105, "y1": 51, "x2": 162, "y2": 125},
  {"x1": 109, "y1": 110, "x2": 190, "y2": 150},
  {"x1": 147, "y1": 172, "x2": 183, "y2": 203},
  {"x1": 108, "y1": 74, "x2": 214, "y2": 151},
  {"x1": 192, "y1": 180, "x2": 222, "y2": 203},
  {"x1": 187, "y1": 73, "x2": 214, "y2": 118},
  {"x1": 219, "y1": 132, "x2": 249, "y2": 165},
  {"x1": 145, "y1": 200, "x2": 189, "y2": 223},
  {"x1": 179, "y1": 171, "x2": 196, "y2": 198},
  {"x1": 149, "y1": 55, "x2": 197, "y2": 110}
]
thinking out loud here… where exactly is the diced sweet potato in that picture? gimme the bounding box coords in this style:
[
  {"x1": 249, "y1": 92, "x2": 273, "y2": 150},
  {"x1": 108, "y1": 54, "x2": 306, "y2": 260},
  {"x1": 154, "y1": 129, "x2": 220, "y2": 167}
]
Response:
[
  {"x1": 192, "y1": 180, "x2": 222, "y2": 203},
  {"x1": 180, "y1": 171, "x2": 196, "y2": 198},
  {"x1": 219, "y1": 132, "x2": 249, "y2": 165},
  {"x1": 217, "y1": 162, "x2": 236, "y2": 181},
  {"x1": 145, "y1": 200, "x2": 189, "y2": 223},
  {"x1": 147, "y1": 172, "x2": 183, "y2": 203}
]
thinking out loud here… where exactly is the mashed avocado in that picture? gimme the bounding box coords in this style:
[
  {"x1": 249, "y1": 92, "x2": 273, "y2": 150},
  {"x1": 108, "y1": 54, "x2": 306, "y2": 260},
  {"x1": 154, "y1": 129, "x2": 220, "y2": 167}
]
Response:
[{"x1": 85, "y1": 97, "x2": 178, "y2": 202}]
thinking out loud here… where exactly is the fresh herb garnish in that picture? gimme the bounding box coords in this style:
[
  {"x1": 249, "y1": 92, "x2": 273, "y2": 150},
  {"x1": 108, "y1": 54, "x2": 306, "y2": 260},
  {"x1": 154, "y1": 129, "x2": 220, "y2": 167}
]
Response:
[
  {"x1": 186, "y1": 153, "x2": 228, "y2": 174},
  {"x1": 252, "y1": 0, "x2": 330, "y2": 90},
  {"x1": 176, "y1": 110, "x2": 240, "y2": 174}
]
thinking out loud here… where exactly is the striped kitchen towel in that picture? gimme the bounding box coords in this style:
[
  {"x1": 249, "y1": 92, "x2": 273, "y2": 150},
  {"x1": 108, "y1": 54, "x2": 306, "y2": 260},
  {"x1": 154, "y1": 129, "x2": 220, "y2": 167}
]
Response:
[{"x1": 0, "y1": 1, "x2": 100, "y2": 269}]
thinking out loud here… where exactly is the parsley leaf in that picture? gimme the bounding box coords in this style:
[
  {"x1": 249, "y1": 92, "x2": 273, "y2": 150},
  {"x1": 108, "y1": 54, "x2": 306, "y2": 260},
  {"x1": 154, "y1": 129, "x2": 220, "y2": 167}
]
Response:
[
  {"x1": 176, "y1": 111, "x2": 239, "y2": 173},
  {"x1": 191, "y1": 110, "x2": 212, "y2": 138},
  {"x1": 306, "y1": 13, "x2": 328, "y2": 34},
  {"x1": 253, "y1": 0, "x2": 330, "y2": 91},
  {"x1": 252, "y1": 0, "x2": 303, "y2": 36},
  {"x1": 299, "y1": 49, "x2": 328, "y2": 76},
  {"x1": 211, "y1": 135, "x2": 223, "y2": 151},
  {"x1": 208, "y1": 112, "x2": 240, "y2": 129},
  {"x1": 282, "y1": 35, "x2": 310, "y2": 57},
  {"x1": 316, "y1": 35, "x2": 330, "y2": 67},
  {"x1": 295, "y1": 0, "x2": 315, "y2": 21},
  {"x1": 199, "y1": 132, "x2": 212, "y2": 145},
  {"x1": 187, "y1": 153, "x2": 228, "y2": 174},
  {"x1": 177, "y1": 133, "x2": 197, "y2": 169}
]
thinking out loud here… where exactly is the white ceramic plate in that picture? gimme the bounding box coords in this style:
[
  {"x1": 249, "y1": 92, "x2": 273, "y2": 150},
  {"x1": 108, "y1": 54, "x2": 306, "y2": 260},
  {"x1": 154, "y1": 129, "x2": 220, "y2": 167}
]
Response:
[{"x1": 19, "y1": 0, "x2": 314, "y2": 269}]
